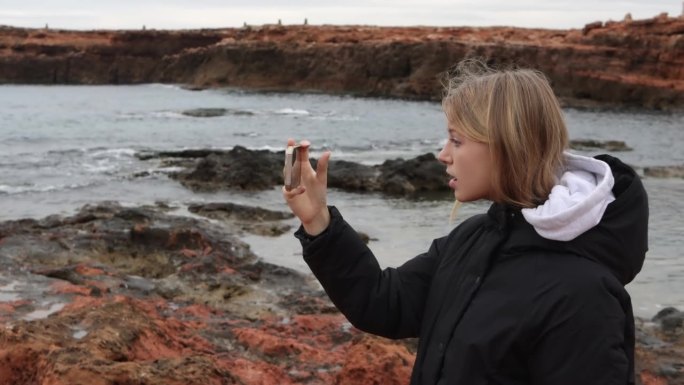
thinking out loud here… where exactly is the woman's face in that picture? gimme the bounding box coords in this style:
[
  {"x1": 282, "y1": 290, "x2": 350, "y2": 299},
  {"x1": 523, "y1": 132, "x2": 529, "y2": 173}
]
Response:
[{"x1": 437, "y1": 125, "x2": 493, "y2": 202}]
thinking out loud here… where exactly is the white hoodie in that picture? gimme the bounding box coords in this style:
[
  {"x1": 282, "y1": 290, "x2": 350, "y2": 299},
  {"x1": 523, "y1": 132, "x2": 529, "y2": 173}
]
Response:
[{"x1": 521, "y1": 152, "x2": 616, "y2": 242}]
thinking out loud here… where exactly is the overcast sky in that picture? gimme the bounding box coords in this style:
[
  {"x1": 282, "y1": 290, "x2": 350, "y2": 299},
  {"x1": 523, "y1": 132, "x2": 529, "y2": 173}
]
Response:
[{"x1": 0, "y1": 0, "x2": 681, "y2": 30}]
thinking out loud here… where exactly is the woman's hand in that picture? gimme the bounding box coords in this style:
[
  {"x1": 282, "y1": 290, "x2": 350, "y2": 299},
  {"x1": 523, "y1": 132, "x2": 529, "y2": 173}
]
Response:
[{"x1": 282, "y1": 138, "x2": 332, "y2": 236}]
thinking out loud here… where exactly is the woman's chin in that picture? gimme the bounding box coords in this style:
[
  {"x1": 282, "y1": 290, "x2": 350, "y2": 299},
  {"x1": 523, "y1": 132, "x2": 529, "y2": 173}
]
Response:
[{"x1": 454, "y1": 191, "x2": 477, "y2": 203}]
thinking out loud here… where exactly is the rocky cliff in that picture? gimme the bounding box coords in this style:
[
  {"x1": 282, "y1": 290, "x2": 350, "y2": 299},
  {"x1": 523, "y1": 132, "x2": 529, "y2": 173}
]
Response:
[{"x1": 1, "y1": 13, "x2": 683, "y2": 109}]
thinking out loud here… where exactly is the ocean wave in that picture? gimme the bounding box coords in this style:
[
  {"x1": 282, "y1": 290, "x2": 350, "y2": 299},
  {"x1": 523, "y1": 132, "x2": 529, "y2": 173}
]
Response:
[
  {"x1": 89, "y1": 148, "x2": 136, "y2": 159},
  {"x1": 155, "y1": 166, "x2": 185, "y2": 173},
  {"x1": 309, "y1": 113, "x2": 359, "y2": 121},
  {"x1": 46, "y1": 148, "x2": 87, "y2": 156},
  {"x1": 83, "y1": 163, "x2": 119, "y2": 174},
  {"x1": 274, "y1": 108, "x2": 310, "y2": 116},
  {"x1": 146, "y1": 83, "x2": 184, "y2": 91},
  {"x1": 248, "y1": 145, "x2": 286, "y2": 152},
  {"x1": 3, "y1": 135, "x2": 51, "y2": 144},
  {"x1": 310, "y1": 116, "x2": 359, "y2": 122},
  {"x1": 150, "y1": 111, "x2": 188, "y2": 119},
  {"x1": 119, "y1": 111, "x2": 188, "y2": 120},
  {"x1": 0, "y1": 182, "x2": 97, "y2": 196}
]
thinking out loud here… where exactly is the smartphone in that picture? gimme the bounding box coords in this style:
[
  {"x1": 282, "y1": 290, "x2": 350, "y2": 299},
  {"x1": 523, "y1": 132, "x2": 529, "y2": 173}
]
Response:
[{"x1": 284, "y1": 145, "x2": 302, "y2": 191}]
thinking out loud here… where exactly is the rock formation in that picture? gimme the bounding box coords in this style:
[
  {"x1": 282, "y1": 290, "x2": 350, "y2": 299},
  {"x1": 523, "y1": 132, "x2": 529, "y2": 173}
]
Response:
[
  {"x1": 0, "y1": 202, "x2": 417, "y2": 385},
  {"x1": 1, "y1": 14, "x2": 683, "y2": 109}
]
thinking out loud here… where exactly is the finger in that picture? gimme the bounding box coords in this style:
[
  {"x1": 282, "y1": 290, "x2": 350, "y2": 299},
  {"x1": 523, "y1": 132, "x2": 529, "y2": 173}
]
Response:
[
  {"x1": 282, "y1": 185, "x2": 306, "y2": 200},
  {"x1": 298, "y1": 140, "x2": 311, "y2": 164},
  {"x1": 316, "y1": 151, "x2": 331, "y2": 185}
]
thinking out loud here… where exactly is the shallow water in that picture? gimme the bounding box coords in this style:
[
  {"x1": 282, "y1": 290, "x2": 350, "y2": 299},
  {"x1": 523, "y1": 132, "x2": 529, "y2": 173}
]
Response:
[{"x1": 1, "y1": 84, "x2": 682, "y2": 317}]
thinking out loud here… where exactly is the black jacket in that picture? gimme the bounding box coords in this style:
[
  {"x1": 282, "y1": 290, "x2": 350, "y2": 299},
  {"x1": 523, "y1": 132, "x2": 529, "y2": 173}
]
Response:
[{"x1": 296, "y1": 154, "x2": 648, "y2": 385}]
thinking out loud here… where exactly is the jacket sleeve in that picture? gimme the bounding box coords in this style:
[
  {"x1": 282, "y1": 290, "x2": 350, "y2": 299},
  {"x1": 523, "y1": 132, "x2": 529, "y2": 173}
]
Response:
[
  {"x1": 526, "y1": 274, "x2": 632, "y2": 385},
  {"x1": 297, "y1": 206, "x2": 444, "y2": 339}
]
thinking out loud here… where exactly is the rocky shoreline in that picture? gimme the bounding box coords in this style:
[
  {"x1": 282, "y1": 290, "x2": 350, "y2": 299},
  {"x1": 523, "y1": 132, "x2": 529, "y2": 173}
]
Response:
[
  {"x1": 0, "y1": 201, "x2": 681, "y2": 384},
  {"x1": 133, "y1": 144, "x2": 684, "y2": 200},
  {"x1": 1, "y1": 13, "x2": 684, "y2": 110},
  {"x1": 0, "y1": 202, "x2": 416, "y2": 384}
]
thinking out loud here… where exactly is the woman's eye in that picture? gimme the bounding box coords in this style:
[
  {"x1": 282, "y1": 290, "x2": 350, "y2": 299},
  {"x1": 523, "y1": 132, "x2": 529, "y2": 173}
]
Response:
[{"x1": 449, "y1": 138, "x2": 462, "y2": 147}]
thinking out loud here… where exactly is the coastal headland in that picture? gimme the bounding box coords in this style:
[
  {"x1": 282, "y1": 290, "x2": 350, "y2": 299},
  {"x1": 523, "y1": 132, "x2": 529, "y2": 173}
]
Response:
[{"x1": 1, "y1": 13, "x2": 683, "y2": 109}]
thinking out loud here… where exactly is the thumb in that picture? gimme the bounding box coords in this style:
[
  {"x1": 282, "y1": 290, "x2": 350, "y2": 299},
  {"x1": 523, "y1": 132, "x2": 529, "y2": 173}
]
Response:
[{"x1": 316, "y1": 151, "x2": 331, "y2": 185}]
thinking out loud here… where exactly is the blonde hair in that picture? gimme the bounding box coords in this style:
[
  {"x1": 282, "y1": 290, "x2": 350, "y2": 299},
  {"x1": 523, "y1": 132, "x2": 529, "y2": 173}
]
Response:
[{"x1": 442, "y1": 60, "x2": 568, "y2": 209}]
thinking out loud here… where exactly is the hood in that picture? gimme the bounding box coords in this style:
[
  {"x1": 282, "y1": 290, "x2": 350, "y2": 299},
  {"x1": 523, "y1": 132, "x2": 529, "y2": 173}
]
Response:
[
  {"x1": 572, "y1": 154, "x2": 649, "y2": 284},
  {"x1": 522, "y1": 152, "x2": 616, "y2": 242},
  {"x1": 492, "y1": 154, "x2": 648, "y2": 285}
]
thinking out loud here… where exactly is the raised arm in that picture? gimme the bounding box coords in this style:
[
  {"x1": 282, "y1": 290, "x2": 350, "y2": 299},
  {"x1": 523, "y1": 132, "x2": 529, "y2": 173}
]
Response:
[
  {"x1": 297, "y1": 206, "x2": 444, "y2": 338},
  {"x1": 282, "y1": 139, "x2": 442, "y2": 338}
]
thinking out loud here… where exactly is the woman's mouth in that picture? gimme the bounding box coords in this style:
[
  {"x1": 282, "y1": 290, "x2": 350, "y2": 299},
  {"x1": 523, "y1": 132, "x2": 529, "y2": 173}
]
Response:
[{"x1": 448, "y1": 177, "x2": 458, "y2": 190}]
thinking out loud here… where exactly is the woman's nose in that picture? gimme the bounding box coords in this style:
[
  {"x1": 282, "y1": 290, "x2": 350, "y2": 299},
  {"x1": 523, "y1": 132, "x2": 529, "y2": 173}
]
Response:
[{"x1": 437, "y1": 142, "x2": 451, "y2": 165}]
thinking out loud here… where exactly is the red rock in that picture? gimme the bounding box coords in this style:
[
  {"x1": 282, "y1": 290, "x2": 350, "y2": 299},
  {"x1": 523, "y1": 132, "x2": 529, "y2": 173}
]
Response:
[
  {"x1": 176, "y1": 303, "x2": 217, "y2": 319},
  {"x1": 180, "y1": 248, "x2": 198, "y2": 258},
  {"x1": 218, "y1": 358, "x2": 296, "y2": 385},
  {"x1": 50, "y1": 281, "x2": 92, "y2": 296},
  {"x1": 640, "y1": 371, "x2": 669, "y2": 385},
  {"x1": 0, "y1": 16, "x2": 682, "y2": 109},
  {"x1": 233, "y1": 326, "x2": 341, "y2": 364},
  {"x1": 60, "y1": 294, "x2": 108, "y2": 312},
  {"x1": 74, "y1": 264, "x2": 106, "y2": 276},
  {"x1": 0, "y1": 300, "x2": 28, "y2": 314},
  {"x1": 336, "y1": 335, "x2": 415, "y2": 385},
  {"x1": 1, "y1": 203, "x2": 679, "y2": 384}
]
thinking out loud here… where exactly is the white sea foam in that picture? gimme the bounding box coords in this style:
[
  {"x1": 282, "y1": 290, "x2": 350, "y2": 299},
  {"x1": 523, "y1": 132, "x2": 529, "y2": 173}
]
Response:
[
  {"x1": 147, "y1": 83, "x2": 183, "y2": 90},
  {"x1": 154, "y1": 166, "x2": 185, "y2": 173},
  {"x1": 274, "y1": 108, "x2": 310, "y2": 116},
  {"x1": 89, "y1": 148, "x2": 136, "y2": 159},
  {"x1": 249, "y1": 145, "x2": 285, "y2": 152},
  {"x1": 0, "y1": 182, "x2": 96, "y2": 195}
]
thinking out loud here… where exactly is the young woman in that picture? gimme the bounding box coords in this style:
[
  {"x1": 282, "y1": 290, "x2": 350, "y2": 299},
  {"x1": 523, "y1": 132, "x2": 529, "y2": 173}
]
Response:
[{"x1": 282, "y1": 62, "x2": 648, "y2": 385}]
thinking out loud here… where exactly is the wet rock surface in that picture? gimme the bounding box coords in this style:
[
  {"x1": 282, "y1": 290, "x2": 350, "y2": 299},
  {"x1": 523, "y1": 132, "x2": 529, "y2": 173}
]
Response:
[
  {"x1": 0, "y1": 203, "x2": 681, "y2": 383},
  {"x1": 644, "y1": 165, "x2": 684, "y2": 179},
  {"x1": 181, "y1": 108, "x2": 257, "y2": 118},
  {"x1": 160, "y1": 146, "x2": 284, "y2": 192},
  {"x1": 0, "y1": 202, "x2": 416, "y2": 384},
  {"x1": 139, "y1": 146, "x2": 684, "y2": 198},
  {"x1": 139, "y1": 147, "x2": 451, "y2": 196},
  {"x1": 569, "y1": 139, "x2": 633, "y2": 151},
  {"x1": 636, "y1": 307, "x2": 684, "y2": 385},
  {"x1": 187, "y1": 202, "x2": 294, "y2": 236}
]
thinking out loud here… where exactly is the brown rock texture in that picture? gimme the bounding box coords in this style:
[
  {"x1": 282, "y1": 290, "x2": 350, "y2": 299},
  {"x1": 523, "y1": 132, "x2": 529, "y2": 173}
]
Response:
[
  {"x1": 1, "y1": 14, "x2": 683, "y2": 109},
  {"x1": 0, "y1": 202, "x2": 682, "y2": 383},
  {"x1": 635, "y1": 311, "x2": 684, "y2": 385},
  {"x1": 0, "y1": 202, "x2": 417, "y2": 385}
]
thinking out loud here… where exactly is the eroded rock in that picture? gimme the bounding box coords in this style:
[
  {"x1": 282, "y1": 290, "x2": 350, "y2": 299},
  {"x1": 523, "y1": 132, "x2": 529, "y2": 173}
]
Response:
[
  {"x1": 570, "y1": 139, "x2": 633, "y2": 151},
  {"x1": 644, "y1": 165, "x2": 684, "y2": 179},
  {"x1": 140, "y1": 147, "x2": 451, "y2": 196},
  {"x1": 0, "y1": 203, "x2": 418, "y2": 384},
  {"x1": 2, "y1": 17, "x2": 684, "y2": 109}
]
